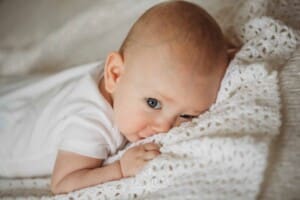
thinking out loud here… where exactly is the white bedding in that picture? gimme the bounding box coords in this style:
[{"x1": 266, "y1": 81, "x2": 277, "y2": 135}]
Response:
[{"x1": 0, "y1": 0, "x2": 299, "y2": 199}]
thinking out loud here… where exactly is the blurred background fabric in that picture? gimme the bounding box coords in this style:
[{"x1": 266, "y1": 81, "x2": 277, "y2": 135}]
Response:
[{"x1": 0, "y1": 0, "x2": 239, "y2": 75}]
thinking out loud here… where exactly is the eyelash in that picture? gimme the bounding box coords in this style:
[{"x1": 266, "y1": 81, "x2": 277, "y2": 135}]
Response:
[
  {"x1": 145, "y1": 97, "x2": 197, "y2": 119},
  {"x1": 179, "y1": 114, "x2": 197, "y2": 119}
]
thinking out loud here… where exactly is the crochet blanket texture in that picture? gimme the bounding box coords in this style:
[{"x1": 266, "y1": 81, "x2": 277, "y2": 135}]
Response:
[{"x1": 0, "y1": 0, "x2": 299, "y2": 199}]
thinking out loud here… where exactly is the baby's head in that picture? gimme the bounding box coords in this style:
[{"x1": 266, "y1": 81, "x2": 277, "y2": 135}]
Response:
[{"x1": 100, "y1": 1, "x2": 229, "y2": 142}]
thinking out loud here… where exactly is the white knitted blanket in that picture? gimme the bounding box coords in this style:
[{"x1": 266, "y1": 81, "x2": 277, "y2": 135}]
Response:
[{"x1": 0, "y1": 0, "x2": 299, "y2": 199}]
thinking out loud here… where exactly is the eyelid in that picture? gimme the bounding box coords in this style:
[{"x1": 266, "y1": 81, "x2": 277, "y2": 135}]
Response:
[
  {"x1": 180, "y1": 114, "x2": 198, "y2": 119},
  {"x1": 183, "y1": 108, "x2": 209, "y2": 118}
]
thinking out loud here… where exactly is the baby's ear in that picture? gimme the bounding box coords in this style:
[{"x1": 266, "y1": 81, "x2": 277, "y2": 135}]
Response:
[{"x1": 104, "y1": 52, "x2": 124, "y2": 93}]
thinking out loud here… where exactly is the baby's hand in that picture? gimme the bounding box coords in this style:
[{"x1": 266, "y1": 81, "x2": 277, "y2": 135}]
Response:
[{"x1": 119, "y1": 143, "x2": 161, "y2": 177}]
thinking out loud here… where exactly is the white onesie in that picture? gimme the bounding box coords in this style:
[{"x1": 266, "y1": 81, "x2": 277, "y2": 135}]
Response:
[{"x1": 0, "y1": 62, "x2": 126, "y2": 178}]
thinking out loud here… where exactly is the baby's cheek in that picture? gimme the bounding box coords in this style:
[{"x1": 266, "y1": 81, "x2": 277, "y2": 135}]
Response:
[
  {"x1": 127, "y1": 109, "x2": 148, "y2": 132},
  {"x1": 115, "y1": 107, "x2": 146, "y2": 135}
]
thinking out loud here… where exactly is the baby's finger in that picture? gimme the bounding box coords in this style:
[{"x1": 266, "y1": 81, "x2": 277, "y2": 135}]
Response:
[
  {"x1": 143, "y1": 143, "x2": 161, "y2": 151},
  {"x1": 142, "y1": 150, "x2": 160, "y2": 161}
]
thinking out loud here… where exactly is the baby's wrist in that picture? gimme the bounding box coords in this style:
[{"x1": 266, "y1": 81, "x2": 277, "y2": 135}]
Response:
[{"x1": 116, "y1": 160, "x2": 124, "y2": 178}]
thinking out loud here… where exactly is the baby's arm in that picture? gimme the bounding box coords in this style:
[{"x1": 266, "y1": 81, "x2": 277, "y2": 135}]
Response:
[{"x1": 51, "y1": 143, "x2": 160, "y2": 194}]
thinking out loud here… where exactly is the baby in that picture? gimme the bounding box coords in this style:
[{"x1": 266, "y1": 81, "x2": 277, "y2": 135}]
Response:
[{"x1": 0, "y1": 0, "x2": 230, "y2": 194}]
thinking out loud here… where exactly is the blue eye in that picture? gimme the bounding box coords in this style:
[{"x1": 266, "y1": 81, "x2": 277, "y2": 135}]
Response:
[{"x1": 146, "y1": 98, "x2": 161, "y2": 109}]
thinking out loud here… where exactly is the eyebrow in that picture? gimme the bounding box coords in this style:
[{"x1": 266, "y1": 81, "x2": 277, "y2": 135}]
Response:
[{"x1": 156, "y1": 91, "x2": 175, "y2": 102}]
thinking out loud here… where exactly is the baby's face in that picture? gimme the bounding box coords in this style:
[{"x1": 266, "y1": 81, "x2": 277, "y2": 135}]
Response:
[{"x1": 104, "y1": 43, "x2": 227, "y2": 142}]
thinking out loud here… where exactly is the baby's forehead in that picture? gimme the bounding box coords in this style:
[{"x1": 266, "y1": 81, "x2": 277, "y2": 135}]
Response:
[
  {"x1": 135, "y1": 42, "x2": 219, "y2": 76},
  {"x1": 124, "y1": 34, "x2": 228, "y2": 88}
]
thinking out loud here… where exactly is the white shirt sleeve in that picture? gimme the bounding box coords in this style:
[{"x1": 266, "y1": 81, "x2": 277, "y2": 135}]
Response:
[
  {"x1": 58, "y1": 69, "x2": 125, "y2": 160},
  {"x1": 59, "y1": 113, "x2": 113, "y2": 159}
]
